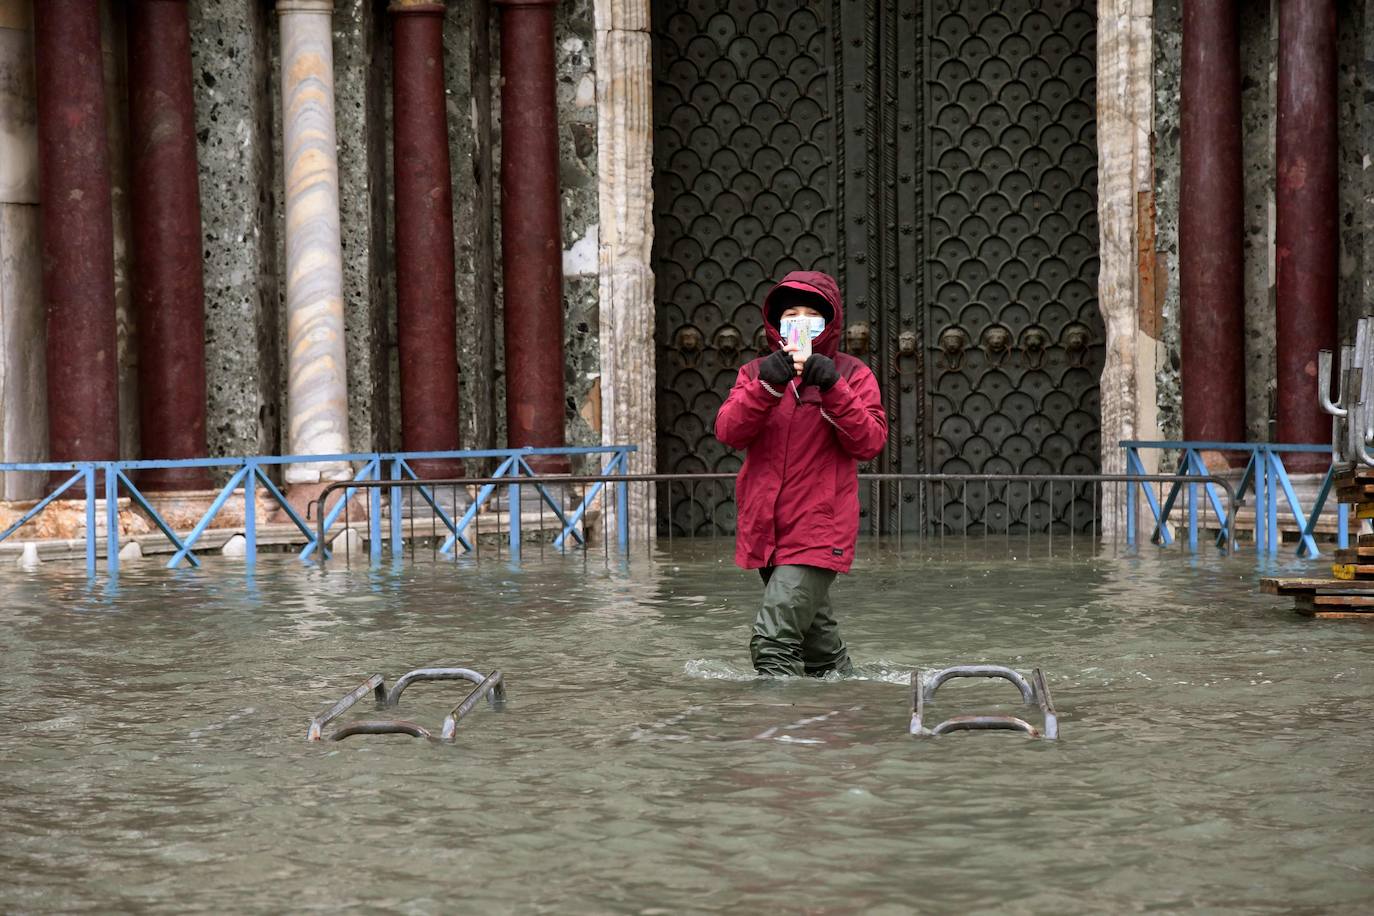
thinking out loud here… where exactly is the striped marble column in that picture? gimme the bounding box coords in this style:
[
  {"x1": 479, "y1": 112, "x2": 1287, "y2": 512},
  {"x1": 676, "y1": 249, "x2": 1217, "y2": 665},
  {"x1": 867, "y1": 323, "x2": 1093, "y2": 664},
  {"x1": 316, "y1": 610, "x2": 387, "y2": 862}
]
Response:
[{"x1": 278, "y1": 0, "x2": 351, "y2": 483}]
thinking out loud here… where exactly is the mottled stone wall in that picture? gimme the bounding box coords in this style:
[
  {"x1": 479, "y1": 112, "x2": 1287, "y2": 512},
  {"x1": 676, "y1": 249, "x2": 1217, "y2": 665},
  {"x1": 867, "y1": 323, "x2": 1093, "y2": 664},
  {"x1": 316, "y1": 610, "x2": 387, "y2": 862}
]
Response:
[
  {"x1": 190, "y1": 0, "x2": 282, "y2": 462},
  {"x1": 553, "y1": 0, "x2": 602, "y2": 452},
  {"x1": 1151, "y1": 0, "x2": 1181, "y2": 443},
  {"x1": 0, "y1": 0, "x2": 44, "y2": 499},
  {"x1": 1337, "y1": 0, "x2": 1369, "y2": 340},
  {"x1": 1239, "y1": 2, "x2": 1276, "y2": 443}
]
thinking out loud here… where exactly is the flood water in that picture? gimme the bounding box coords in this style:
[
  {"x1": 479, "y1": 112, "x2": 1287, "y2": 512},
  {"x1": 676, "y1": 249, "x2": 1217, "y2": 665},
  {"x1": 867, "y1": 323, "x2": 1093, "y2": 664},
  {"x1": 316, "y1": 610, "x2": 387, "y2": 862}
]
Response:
[{"x1": 1, "y1": 539, "x2": 1372, "y2": 913}]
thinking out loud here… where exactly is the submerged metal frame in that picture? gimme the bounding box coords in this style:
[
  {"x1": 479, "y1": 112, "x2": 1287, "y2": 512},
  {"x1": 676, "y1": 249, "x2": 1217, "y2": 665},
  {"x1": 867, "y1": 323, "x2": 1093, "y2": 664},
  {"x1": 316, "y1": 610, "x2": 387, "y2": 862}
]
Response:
[
  {"x1": 910, "y1": 665, "x2": 1059, "y2": 739},
  {"x1": 306, "y1": 667, "x2": 506, "y2": 742}
]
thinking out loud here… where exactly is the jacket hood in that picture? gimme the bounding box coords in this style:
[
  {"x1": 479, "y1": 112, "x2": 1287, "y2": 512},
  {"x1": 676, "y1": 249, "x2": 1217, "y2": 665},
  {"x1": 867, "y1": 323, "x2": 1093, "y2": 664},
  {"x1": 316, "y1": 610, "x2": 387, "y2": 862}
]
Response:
[{"x1": 760, "y1": 270, "x2": 844, "y2": 358}]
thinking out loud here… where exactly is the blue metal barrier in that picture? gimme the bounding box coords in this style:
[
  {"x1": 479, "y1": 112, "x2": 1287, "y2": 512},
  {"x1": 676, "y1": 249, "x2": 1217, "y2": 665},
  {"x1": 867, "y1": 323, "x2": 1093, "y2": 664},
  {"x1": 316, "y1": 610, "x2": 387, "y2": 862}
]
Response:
[
  {"x1": 1121, "y1": 441, "x2": 1351, "y2": 558},
  {"x1": 0, "y1": 446, "x2": 635, "y2": 578}
]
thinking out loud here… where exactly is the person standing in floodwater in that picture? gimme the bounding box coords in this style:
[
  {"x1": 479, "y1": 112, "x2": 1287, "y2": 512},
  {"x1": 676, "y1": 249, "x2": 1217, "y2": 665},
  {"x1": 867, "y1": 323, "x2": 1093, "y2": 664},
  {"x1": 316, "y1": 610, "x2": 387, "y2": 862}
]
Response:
[{"x1": 714, "y1": 271, "x2": 889, "y2": 677}]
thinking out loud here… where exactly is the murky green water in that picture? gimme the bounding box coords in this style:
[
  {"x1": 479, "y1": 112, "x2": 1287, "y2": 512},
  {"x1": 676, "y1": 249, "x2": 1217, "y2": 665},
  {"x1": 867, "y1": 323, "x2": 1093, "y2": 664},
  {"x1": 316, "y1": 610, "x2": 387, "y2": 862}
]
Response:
[{"x1": 1, "y1": 540, "x2": 1371, "y2": 913}]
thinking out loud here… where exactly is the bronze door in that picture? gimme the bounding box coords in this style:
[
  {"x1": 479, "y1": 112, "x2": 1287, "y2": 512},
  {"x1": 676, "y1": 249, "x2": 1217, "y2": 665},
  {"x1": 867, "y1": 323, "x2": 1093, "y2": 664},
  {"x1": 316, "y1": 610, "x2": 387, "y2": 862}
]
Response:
[{"x1": 651, "y1": 0, "x2": 1104, "y2": 536}]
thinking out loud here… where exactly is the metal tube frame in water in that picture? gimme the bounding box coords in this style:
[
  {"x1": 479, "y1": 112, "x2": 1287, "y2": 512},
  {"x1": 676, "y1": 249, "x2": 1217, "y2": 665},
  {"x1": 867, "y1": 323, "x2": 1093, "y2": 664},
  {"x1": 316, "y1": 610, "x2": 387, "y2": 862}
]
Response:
[
  {"x1": 306, "y1": 667, "x2": 506, "y2": 742},
  {"x1": 910, "y1": 665, "x2": 1059, "y2": 739}
]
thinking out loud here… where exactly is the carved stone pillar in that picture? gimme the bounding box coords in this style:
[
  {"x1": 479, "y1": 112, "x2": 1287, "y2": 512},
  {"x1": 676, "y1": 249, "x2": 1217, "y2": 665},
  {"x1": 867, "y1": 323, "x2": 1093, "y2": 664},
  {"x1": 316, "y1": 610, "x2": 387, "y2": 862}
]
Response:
[
  {"x1": 1275, "y1": 0, "x2": 1337, "y2": 470},
  {"x1": 1096, "y1": 1, "x2": 1158, "y2": 534},
  {"x1": 127, "y1": 0, "x2": 211, "y2": 489},
  {"x1": 596, "y1": 0, "x2": 655, "y2": 527},
  {"x1": 495, "y1": 0, "x2": 569, "y2": 474},
  {"x1": 278, "y1": 0, "x2": 351, "y2": 482},
  {"x1": 390, "y1": 0, "x2": 462, "y2": 478},
  {"x1": 33, "y1": 0, "x2": 120, "y2": 476}
]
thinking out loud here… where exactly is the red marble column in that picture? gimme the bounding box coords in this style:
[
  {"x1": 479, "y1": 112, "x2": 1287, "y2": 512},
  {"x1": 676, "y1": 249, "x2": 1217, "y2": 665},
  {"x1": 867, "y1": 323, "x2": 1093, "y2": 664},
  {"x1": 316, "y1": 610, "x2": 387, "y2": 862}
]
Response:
[
  {"x1": 392, "y1": 1, "x2": 463, "y2": 478},
  {"x1": 127, "y1": 0, "x2": 211, "y2": 490},
  {"x1": 1276, "y1": 0, "x2": 1338, "y2": 471},
  {"x1": 496, "y1": 0, "x2": 569, "y2": 474},
  {"x1": 32, "y1": 0, "x2": 119, "y2": 481},
  {"x1": 1179, "y1": 0, "x2": 1245, "y2": 451}
]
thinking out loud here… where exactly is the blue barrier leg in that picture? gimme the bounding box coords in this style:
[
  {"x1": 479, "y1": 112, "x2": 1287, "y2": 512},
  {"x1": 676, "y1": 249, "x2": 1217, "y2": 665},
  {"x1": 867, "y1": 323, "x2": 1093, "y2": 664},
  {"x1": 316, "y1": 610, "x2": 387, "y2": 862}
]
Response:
[
  {"x1": 1188, "y1": 480, "x2": 1198, "y2": 553},
  {"x1": 617, "y1": 476, "x2": 629, "y2": 552},
  {"x1": 1255, "y1": 450, "x2": 1267, "y2": 554},
  {"x1": 86, "y1": 468, "x2": 97, "y2": 578},
  {"x1": 369, "y1": 485, "x2": 382, "y2": 565},
  {"x1": 510, "y1": 482, "x2": 521, "y2": 562},
  {"x1": 1339, "y1": 503, "x2": 1350, "y2": 549},
  {"x1": 244, "y1": 462, "x2": 257, "y2": 567},
  {"x1": 105, "y1": 465, "x2": 119, "y2": 578},
  {"x1": 117, "y1": 470, "x2": 201, "y2": 568},
  {"x1": 168, "y1": 467, "x2": 249, "y2": 568},
  {"x1": 390, "y1": 459, "x2": 403, "y2": 559},
  {"x1": 1267, "y1": 452, "x2": 1280, "y2": 554}
]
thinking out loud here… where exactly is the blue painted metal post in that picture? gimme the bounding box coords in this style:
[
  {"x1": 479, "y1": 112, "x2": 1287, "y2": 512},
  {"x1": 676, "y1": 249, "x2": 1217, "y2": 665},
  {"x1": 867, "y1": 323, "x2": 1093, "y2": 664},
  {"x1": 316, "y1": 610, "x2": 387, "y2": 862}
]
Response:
[
  {"x1": 85, "y1": 467, "x2": 97, "y2": 577},
  {"x1": 509, "y1": 481, "x2": 521, "y2": 561},
  {"x1": 1339, "y1": 503, "x2": 1350, "y2": 549},
  {"x1": 1125, "y1": 449, "x2": 1138, "y2": 547},
  {"x1": 369, "y1": 484, "x2": 382, "y2": 565},
  {"x1": 1188, "y1": 476, "x2": 1198, "y2": 553},
  {"x1": 390, "y1": 458, "x2": 403, "y2": 559},
  {"x1": 105, "y1": 464, "x2": 119, "y2": 577},
  {"x1": 1266, "y1": 450, "x2": 1280, "y2": 554},
  {"x1": 244, "y1": 462, "x2": 257, "y2": 566},
  {"x1": 616, "y1": 454, "x2": 629, "y2": 552},
  {"x1": 1254, "y1": 448, "x2": 1267, "y2": 553}
]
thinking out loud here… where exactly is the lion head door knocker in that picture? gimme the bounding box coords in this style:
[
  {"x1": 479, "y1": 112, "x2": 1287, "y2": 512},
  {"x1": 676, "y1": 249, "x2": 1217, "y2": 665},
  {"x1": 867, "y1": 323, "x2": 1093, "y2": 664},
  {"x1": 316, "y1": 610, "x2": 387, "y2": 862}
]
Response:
[
  {"x1": 675, "y1": 325, "x2": 705, "y2": 369},
  {"x1": 1062, "y1": 323, "x2": 1090, "y2": 368},
  {"x1": 714, "y1": 325, "x2": 742, "y2": 363},
  {"x1": 753, "y1": 324, "x2": 771, "y2": 357},
  {"x1": 982, "y1": 325, "x2": 1012, "y2": 367},
  {"x1": 845, "y1": 321, "x2": 871, "y2": 356},
  {"x1": 937, "y1": 327, "x2": 969, "y2": 372},
  {"x1": 1020, "y1": 326, "x2": 1049, "y2": 370}
]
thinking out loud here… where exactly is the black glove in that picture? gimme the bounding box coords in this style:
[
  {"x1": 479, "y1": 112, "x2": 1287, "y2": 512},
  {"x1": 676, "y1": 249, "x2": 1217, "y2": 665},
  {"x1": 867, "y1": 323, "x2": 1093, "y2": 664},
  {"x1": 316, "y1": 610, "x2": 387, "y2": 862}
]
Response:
[
  {"x1": 757, "y1": 349, "x2": 795, "y2": 388},
  {"x1": 801, "y1": 354, "x2": 840, "y2": 391}
]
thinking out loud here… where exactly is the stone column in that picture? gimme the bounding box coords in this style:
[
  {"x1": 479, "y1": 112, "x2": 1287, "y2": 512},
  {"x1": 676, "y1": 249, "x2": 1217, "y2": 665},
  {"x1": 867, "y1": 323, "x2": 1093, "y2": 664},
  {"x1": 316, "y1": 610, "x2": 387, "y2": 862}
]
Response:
[
  {"x1": 1179, "y1": 0, "x2": 1245, "y2": 449},
  {"x1": 0, "y1": 3, "x2": 46, "y2": 500},
  {"x1": 1097, "y1": 1, "x2": 1159, "y2": 535},
  {"x1": 126, "y1": 0, "x2": 211, "y2": 489},
  {"x1": 391, "y1": 1, "x2": 462, "y2": 478},
  {"x1": 278, "y1": 0, "x2": 351, "y2": 482},
  {"x1": 496, "y1": 0, "x2": 569, "y2": 474},
  {"x1": 32, "y1": 0, "x2": 120, "y2": 473},
  {"x1": 1275, "y1": 0, "x2": 1337, "y2": 469},
  {"x1": 596, "y1": 0, "x2": 654, "y2": 526}
]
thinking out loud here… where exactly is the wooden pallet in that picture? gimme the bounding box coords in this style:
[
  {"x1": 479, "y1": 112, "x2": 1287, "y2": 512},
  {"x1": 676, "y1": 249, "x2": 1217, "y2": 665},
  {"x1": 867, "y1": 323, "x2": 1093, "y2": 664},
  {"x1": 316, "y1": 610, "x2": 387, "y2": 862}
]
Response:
[{"x1": 1260, "y1": 577, "x2": 1374, "y2": 619}]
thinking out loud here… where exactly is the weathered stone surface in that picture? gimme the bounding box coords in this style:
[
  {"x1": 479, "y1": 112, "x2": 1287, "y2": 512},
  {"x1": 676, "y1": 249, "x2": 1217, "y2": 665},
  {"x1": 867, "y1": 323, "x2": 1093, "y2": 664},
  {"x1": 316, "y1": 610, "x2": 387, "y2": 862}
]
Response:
[
  {"x1": 1239, "y1": 3, "x2": 1276, "y2": 442},
  {"x1": 596, "y1": 17, "x2": 654, "y2": 518},
  {"x1": 278, "y1": 0, "x2": 351, "y2": 482},
  {"x1": 102, "y1": 3, "x2": 139, "y2": 462},
  {"x1": 1098, "y1": 2, "x2": 1158, "y2": 531},
  {"x1": 0, "y1": 1, "x2": 30, "y2": 31},
  {"x1": 190, "y1": 0, "x2": 282, "y2": 466},
  {"x1": 555, "y1": 1, "x2": 601, "y2": 456},
  {"x1": 1151, "y1": 0, "x2": 1181, "y2": 442},
  {"x1": 219, "y1": 532, "x2": 247, "y2": 556},
  {"x1": 0, "y1": 202, "x2": 44, "y2": 500},
  {"x1": 0, "y1": 24, "x2": 37, "y2": 204},
  {"x1": 332, "y1": 0, "x2": 391, "y2": 453},
  {"x1": 0, "y1": 498, "x2": 152, "y2": 540}
]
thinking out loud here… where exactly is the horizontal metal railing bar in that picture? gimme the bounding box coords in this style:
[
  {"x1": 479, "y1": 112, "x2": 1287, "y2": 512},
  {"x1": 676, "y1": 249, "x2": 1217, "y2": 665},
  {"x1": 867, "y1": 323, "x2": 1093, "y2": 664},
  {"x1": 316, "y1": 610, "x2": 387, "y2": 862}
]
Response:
[
  {"x1": 314, "y1": 471, "x2": 1233, "y2": 487},
  {"x1": 1121, "y1": 440, "x2": 1331, "y2": 453},
  {"x1": 0, "y1": 445, "x2": 637, "y2": 474}
]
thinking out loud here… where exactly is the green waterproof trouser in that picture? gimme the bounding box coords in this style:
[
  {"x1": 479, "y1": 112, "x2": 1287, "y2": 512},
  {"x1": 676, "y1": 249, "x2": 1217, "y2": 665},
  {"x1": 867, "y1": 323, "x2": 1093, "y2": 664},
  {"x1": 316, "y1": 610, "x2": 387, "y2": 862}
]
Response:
[{"x1": 750, "y1": 565, "x2": 854, "y2": 677}]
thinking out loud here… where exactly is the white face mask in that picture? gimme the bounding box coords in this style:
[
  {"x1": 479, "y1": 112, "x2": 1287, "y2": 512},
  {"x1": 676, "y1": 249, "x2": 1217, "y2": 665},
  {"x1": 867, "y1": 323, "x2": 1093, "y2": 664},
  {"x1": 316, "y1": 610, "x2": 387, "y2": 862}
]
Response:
[{"x1": 779, "y1": 315, "x2": 825, "y2": 350}]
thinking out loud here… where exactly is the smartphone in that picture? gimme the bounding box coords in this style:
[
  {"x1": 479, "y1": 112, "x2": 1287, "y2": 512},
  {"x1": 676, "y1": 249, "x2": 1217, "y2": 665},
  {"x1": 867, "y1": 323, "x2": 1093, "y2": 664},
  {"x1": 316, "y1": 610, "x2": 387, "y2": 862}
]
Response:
[{"x1": 779, "y1": 315, "x2": 825, "y2": 360}]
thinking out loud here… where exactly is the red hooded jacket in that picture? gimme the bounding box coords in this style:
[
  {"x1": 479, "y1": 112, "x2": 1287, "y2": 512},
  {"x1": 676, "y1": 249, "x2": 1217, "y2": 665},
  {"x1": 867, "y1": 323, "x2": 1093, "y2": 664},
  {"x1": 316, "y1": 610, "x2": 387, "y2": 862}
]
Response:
[{"x1": 714, "y1": 271, "x2": 888, "y2": 573}]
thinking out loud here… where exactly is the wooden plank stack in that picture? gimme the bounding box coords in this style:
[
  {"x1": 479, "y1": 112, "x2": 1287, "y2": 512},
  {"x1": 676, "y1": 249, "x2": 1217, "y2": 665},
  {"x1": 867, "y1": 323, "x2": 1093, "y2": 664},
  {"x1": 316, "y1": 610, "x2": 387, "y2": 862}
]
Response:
[{"x1": 1262, "y1": 466, "x2": 1374, "y2": 619}]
